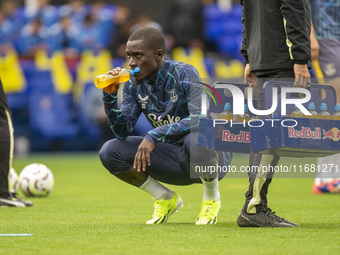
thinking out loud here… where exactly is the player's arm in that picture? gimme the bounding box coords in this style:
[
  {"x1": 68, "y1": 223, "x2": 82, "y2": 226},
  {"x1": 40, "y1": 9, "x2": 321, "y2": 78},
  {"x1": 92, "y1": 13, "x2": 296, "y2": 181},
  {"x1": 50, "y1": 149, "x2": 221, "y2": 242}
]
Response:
[
  {"x1": 280, "y1": 0, "x2": 311, "y2": 87},
  {"x1": 103, "y1": 78, "x2": 141, "y2": 139},
  {"x1": 133, "y1": 138, "x2": 155, "y2": 172},
  {"x1": 240, "y1": 1, "x2": 257, "y2": 88},
  {"x1": 240, "y1": 0, "x2": 248, "y2": 66}
]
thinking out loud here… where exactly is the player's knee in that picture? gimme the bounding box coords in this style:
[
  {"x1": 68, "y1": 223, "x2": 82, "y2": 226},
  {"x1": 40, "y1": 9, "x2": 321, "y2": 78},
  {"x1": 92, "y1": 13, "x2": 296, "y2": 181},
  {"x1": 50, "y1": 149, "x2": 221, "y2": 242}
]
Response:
[
  {"x1": 99, "y1": 141, "x2": 112, "y2": 167},
  {"x1": 99, "y1": 139, "x2": 131, "y2": 175},
  {"x1": 99, "y1": 140, "x2": 119, "y2": 171}
]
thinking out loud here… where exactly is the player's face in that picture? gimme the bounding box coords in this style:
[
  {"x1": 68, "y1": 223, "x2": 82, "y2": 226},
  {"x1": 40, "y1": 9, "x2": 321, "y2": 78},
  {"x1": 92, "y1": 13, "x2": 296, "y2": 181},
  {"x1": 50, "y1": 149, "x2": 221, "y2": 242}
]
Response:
[{"x1": 126, "y1": 39, "x2": 163, "y2": 81}]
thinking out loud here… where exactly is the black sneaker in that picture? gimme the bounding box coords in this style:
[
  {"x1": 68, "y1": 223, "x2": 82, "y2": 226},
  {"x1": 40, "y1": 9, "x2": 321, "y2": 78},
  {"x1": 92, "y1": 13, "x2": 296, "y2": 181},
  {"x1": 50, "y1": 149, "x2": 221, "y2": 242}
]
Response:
[
  {"x1": 11, "y1": 193, "x2": 33, "y2": 207},
  {"x1": 237, "y1": 209, "x2": 295, "y2": 227},
  {"x1": 266, "y1": 208, "x2": 299, "y2": 227},
  {"x1": 0, "y1": 194, "x2": 25, "y2": 207}
]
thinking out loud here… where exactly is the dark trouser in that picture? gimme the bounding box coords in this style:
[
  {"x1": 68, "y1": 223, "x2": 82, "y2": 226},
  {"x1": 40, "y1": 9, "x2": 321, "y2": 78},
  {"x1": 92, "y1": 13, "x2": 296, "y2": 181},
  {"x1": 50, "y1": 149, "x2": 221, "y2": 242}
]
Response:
[
  {"x1": 99, "y1": 132, "x2": 231, "y2": 185},
  {"x1": 0, "y1": 108, "x2": 12, "y2": 197},
  {"x1": 243, "y1": 69, "x2": 294, "y2": 213}
]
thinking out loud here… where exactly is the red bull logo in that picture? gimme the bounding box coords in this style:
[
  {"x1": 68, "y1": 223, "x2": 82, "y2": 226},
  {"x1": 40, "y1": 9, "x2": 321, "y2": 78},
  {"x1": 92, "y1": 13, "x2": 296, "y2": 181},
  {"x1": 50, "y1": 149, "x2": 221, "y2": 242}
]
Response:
[
  {"x1": 222, "y1": 130, "x2": 250, "y2": 143},
  {"x1": 323, "y1": 127, "x2": 340, "y2": 142},
  {"x1": 288, "y1": 127, "x2": 321, "y2": 139}
]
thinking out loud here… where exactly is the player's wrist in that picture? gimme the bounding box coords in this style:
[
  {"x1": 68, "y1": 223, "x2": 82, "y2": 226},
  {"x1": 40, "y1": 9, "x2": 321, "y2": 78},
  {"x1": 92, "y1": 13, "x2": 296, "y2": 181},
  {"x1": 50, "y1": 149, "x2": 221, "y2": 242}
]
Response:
[
  {"x1": 145, "y1": 133, "x2": 157, "y2": 144},
  {"x1": 103, "y1": 85, "x2": 119, "y2": 94},
  {"x1": 293, "y1": 60, "x2": 308, "y2": 65}
]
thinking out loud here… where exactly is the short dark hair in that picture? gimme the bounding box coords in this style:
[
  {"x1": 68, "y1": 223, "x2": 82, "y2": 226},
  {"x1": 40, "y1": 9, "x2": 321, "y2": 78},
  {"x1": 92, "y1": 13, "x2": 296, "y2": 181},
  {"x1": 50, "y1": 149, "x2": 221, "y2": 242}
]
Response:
[{"x1": 128, "y1": 27, "x2": 165, "y2": 52}]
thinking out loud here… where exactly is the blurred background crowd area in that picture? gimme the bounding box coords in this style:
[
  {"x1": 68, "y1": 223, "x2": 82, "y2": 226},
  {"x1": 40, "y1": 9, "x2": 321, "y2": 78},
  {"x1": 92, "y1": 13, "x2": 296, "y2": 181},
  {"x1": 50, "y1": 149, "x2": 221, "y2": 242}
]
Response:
[
  {"x1": 0, "y1": 0, "x2": 245, "y2": 153},
  {"x1": 0, "y1": 0, "x2": 243, "y2": 61}
]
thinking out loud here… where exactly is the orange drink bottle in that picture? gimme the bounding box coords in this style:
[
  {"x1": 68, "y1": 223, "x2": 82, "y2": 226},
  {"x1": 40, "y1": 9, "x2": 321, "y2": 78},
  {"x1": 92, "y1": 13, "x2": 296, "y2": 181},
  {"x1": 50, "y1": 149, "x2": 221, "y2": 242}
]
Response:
[{"x1": 94, "y1": 68, "x2": 140, "y2": 89}]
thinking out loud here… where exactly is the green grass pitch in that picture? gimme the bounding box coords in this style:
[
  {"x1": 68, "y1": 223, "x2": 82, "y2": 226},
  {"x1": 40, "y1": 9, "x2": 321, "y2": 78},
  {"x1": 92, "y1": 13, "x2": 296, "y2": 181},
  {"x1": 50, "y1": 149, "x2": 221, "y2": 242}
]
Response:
[{"x1": 1, "y1": 153, "x2": 340, "y2": 254}]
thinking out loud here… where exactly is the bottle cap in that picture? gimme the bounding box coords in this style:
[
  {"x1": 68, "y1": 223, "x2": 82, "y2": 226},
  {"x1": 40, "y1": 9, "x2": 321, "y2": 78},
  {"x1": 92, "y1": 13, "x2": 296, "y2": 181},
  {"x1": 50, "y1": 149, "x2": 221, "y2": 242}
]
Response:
[
  {"x1": 224, "y1": 102, "x2": 231, "y2": 110},
  {"x1": 129, "y1": 67, "x2": 140, "y2": 76},
  {"x1": 308, "y1": 102, "x2": 315, "y2": 110},
  {"x1": 334, "y1": 104, "x2": 340, "y2": 112},
  {"x1": 320, "y1": 103, "x2": 327, "y2": 111}
]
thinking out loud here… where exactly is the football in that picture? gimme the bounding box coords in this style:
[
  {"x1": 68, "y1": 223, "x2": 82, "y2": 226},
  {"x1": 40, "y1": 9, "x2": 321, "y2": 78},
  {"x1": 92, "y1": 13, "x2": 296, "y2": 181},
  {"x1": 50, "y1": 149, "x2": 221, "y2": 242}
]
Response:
[
  {"x1": 19, "y1": 163, "x2": 54, "y2": 197},
  {"x1": 9, "y1": 167, "x2": 19, "y2": 193}
]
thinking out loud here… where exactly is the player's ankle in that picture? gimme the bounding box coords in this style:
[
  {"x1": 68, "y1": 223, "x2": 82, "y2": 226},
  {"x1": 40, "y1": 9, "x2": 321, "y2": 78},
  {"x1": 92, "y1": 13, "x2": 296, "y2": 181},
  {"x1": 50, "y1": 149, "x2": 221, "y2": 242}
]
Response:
[
  {"x1": 154, "y1": 190, "x2": 173, "y2": 200},
  {"x1": 201, "y1": 178, "x2": 220, "y2": 202}
]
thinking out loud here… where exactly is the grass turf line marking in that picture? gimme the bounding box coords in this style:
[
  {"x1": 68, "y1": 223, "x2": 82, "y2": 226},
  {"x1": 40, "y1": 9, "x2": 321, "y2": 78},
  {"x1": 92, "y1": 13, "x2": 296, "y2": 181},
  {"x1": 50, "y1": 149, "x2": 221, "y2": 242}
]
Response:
[{"x1": 0, "y1": 234, "x2": 34, "y2": 236}]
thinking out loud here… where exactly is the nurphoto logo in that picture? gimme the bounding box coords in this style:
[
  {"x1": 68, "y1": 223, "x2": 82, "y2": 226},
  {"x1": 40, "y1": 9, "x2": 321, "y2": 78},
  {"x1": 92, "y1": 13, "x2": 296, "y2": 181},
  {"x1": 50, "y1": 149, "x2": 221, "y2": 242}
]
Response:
[{"x1": 217, "y1": 84, "x2": 311, "y2": 116}]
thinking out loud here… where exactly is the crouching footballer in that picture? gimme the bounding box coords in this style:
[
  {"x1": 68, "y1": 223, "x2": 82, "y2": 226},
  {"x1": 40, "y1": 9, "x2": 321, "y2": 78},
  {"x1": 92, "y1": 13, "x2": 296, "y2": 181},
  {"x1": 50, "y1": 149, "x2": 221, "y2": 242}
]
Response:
[{"x1": 99, "y1": 27, "x2": 232, "y2": 224}]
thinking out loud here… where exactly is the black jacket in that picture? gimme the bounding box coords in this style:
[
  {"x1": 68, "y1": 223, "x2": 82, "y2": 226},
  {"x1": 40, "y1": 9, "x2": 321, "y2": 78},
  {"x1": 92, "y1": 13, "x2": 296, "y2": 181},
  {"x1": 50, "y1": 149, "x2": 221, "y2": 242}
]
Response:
[
  {"x1": 0, "y1": 79, "x2": 9, "y2": 113},
  {"x1": 240, "y1": 0, "x2": 312, "y2": 72}
]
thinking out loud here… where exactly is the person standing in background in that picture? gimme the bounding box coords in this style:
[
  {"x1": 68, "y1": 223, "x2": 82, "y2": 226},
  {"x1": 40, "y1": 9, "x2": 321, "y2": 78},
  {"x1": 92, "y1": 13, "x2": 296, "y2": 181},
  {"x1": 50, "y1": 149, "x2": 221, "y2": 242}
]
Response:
[
  {"x1": 0, "y1": 78, "x2": 33, "y2": 207},
  {"x1": 17, "y1": 18, "x2": 47, "y2": 57},
  {"x1": 237, "y1": 0, "x2": 311, "y2": 227},
  {"x1": 24, "y1": 0, "x2": 59, "y2": 27}
]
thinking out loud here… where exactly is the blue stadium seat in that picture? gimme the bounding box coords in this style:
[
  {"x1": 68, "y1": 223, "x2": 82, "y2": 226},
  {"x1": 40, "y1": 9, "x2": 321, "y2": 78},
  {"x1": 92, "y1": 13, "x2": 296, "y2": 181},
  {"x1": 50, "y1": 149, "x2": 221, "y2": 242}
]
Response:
[
  {"x1": 203, "y1": 4, "x2": 243, "y2": 46},
  {"x1": 77, "y1": 82, "x2": 102, "y2": 139},
  {"x1": 29, "y1": 93, "x2": 79, "y2": 138},
  {"x1": 204, "y1": 57, "x2": 216, "y2": 77},
  {"x1": 6, "y1": 92, "x2": 28, "y2": 111},
  {"x1": 203, "y1": 4, "x2": 224, "y2": 22},
  {"x1": 220, "y1": 19, "x2": 243, "y2": 36},
  {"x1": 205, "y1": 21, "x2": 222, "y2": 42},
  {"x1": 27, "y1": 69, "x2": 79, "y2": 139},
  {"x1": 231, "y1": 4, "x2": 243, "y2": 19},
  {"x1": 204, "y1": 3, "x2": 241, "y2": 23},
  {"x1": 26, "y1": 70, "x2": 55, "y2": 94},
  {"x1": 217, "y1": 35, "x2": 241, "y2": 58}
]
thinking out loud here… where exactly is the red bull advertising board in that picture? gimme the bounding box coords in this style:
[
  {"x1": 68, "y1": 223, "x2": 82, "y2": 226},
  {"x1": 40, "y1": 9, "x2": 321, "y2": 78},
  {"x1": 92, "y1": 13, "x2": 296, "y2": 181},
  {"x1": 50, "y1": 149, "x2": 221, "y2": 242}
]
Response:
[
  {"x1": 198, "y1": 118, "x2": 251, "y2": 153},
  {"x1": 250, "y1": 117, "x2": 340, "y2": 157},
  {"x1": 198, "y1": 81, "x2": 340, "y2": 157}
]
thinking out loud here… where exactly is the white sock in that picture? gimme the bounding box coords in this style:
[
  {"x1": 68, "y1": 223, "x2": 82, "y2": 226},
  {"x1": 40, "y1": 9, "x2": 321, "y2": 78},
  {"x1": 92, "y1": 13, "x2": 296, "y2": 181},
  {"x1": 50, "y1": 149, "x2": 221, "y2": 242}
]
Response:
[
  {"x1": 139, "y1": 175, "x2": 173, "y2": 200},
  {"x1": 201, "y1": 178, "x2": 220, "y2": 202}
]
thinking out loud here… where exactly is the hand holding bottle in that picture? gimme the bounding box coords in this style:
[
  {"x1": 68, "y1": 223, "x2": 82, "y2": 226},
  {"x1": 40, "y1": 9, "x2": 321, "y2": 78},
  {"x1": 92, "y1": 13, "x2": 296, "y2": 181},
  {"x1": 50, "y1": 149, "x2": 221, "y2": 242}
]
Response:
[{"x1": 94, "y1": 67, "x2": 140, "y2": 94}]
